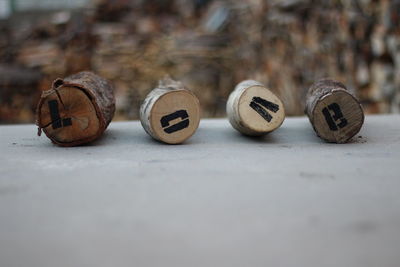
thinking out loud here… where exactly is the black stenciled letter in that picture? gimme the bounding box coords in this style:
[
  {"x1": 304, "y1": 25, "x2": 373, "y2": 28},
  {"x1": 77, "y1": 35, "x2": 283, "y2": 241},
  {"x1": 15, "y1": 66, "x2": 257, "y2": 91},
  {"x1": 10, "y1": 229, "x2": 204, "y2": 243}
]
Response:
[
  {"x1": 160, "y1": 110, "x2": 189, "y2": 134},
  {"x1": 322, "y1": 103, "x2": 348, "y2": 131},
  {"x1": 48, "y1": 100, "x2": 72, "y2": 130},
  {"x1": 249, "y1": 96, "x2": 280, "y2": 122}
]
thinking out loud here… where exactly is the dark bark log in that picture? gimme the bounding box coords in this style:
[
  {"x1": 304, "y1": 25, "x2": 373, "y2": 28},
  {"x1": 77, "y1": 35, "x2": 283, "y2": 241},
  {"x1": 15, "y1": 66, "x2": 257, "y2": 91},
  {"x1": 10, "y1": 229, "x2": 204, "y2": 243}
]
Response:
[
  {"x1": 36, "y1": 71, "x2": 115, "y2": 146},
  {"x1": 305, "y1": 79, "x2": 364, "y2": 143}
]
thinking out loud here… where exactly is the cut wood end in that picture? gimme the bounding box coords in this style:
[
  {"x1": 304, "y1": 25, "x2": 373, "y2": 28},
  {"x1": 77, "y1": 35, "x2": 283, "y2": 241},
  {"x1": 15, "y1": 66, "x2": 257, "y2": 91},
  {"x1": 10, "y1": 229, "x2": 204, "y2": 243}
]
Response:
[
  {"x1": 238, "y1": 85, "x2": 285, "y2": 135},
  {"x1": 149, "y1": 90, "x2": 200, "y2": 144},
  {"x1": 312, "y1": 90, "x2": 364, "y2": 143},
  {"x1": 37, "y1": 86, "x2": 101, "y2": 146}
]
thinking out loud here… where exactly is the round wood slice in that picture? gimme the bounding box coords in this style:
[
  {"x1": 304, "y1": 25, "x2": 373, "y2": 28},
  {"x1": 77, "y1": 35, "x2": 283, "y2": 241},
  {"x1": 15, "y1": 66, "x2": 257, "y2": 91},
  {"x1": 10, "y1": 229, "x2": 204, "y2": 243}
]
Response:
[
  {"x1": 36, "y1": 72, "x2": 115, "y2": 146},
  {"x1": 140, "y1": 78, "x2": 200, "y2": 144},
  {"x1": 305, "y1": 79, "x2": 364, "y2": 143},
  {"x1": 227, "y1": 80, "x2": 285, "y2": 136}
]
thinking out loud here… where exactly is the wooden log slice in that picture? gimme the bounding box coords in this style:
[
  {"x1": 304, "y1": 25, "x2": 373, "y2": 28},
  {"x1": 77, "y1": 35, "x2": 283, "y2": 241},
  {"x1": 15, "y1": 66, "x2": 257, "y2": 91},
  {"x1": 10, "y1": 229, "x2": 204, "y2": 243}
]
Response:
[
  {"x1": 36, "y1": 71, "x2": 115, "y2": 146},
  {"x1": 305, "y1": 79, "x2": 364, "y2": 143},
  {"x1": 226, "y1": 80, "x2": 285, "y2": 136},
  {"x1": 140, "y1": 77, "x2": 200, "y2": 144}
]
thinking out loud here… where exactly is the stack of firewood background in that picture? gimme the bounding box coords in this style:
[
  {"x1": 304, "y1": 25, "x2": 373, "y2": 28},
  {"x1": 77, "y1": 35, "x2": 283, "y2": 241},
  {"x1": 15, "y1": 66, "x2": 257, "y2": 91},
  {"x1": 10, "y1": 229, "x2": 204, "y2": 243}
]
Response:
[{"x1": 1, "y1": 0, "x2": 399, "y2": 123}]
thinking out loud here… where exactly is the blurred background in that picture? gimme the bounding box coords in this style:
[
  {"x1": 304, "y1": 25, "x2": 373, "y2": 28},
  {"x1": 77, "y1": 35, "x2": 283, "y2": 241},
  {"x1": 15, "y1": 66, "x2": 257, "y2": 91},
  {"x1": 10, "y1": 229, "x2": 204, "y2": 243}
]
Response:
[{"x1": 0, "y1": 0, "x2": 399, "y2": 124}]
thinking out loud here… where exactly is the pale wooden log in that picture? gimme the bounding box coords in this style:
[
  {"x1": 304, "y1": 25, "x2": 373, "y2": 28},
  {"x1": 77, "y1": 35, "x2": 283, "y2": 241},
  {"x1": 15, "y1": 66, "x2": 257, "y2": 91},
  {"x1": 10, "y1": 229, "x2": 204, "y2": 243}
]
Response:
[
  {"x1": 140, "y1": 77, "x2": 200, "y2": 144},
  {"x1": 305, "y1": 78, "x2": 364, "y2": 143},
  {"x1": 226, "y1": 80, "x2": 285, "y2": 136},
  {"x1": 36, "y1": 71, "x2": 115, "y2": 146}
]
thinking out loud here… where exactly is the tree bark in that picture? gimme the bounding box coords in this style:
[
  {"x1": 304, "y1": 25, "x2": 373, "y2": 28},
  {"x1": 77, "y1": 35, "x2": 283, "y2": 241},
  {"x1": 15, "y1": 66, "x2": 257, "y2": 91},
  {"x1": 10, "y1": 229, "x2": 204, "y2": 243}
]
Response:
[
  {"x1": 305, "y1": 79, "x2": 364, "y2": 143},
  {"x1": 36, "y1": 71, "x2": 115, "y2": 146}
]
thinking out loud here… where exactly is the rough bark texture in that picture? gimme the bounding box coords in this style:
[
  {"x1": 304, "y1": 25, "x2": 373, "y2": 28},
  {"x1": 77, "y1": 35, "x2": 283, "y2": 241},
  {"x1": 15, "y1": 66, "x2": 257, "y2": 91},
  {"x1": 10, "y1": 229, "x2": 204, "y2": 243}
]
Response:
[
  {"x1": 36, "y1": 71, "x2": 115, "y2": 146},
  {"x1": 62, "y1": 71, "x2": 115, "y2": 128},
  {"x1": 305, "y1": 78, "x2": 364, "y2": 143},
  {"x1": 305, "y1": 79, "x2": 348, "y2": 118}
]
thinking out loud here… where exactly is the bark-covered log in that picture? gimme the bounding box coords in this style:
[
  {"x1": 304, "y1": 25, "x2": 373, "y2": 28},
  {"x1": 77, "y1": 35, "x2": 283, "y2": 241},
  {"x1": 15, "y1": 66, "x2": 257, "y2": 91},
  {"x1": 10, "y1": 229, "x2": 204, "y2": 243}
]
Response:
[
  {"x1": 140, "y1": 77, "x2": 200, "y2": 144},
  {"x1": 305, "y1": 79, "x2": 364, "y2": 143},
  {"x1": 226, "y1": 80, "x2": 285, "y2": 136},
  {"x1": 36, "y1": 71, "x2": 115, "y2": 146}
]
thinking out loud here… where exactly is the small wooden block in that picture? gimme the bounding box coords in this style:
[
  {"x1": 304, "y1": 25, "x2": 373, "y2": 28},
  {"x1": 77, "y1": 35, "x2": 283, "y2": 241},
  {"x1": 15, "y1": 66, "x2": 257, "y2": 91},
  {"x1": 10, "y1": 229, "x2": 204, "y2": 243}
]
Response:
[
  {"x1": 36, "y1": 72, "x2": 115, "y2": 146},
  {"x1": 305, "y1": 79, "x2": 364, "y2": 143},
  {"x1": 140, "y1": 78, "x2": 200, "y2": 144},
  {"x1": 227, "y1": 80, "x2": 285, "y2": 136}
]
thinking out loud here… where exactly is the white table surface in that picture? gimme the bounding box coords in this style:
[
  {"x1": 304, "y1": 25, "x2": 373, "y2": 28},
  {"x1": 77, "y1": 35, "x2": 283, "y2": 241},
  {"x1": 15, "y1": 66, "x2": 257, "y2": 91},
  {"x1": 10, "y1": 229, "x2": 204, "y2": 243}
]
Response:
[{"x1": 0, "y1": 115, "x2": 399, "y2": 267}]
